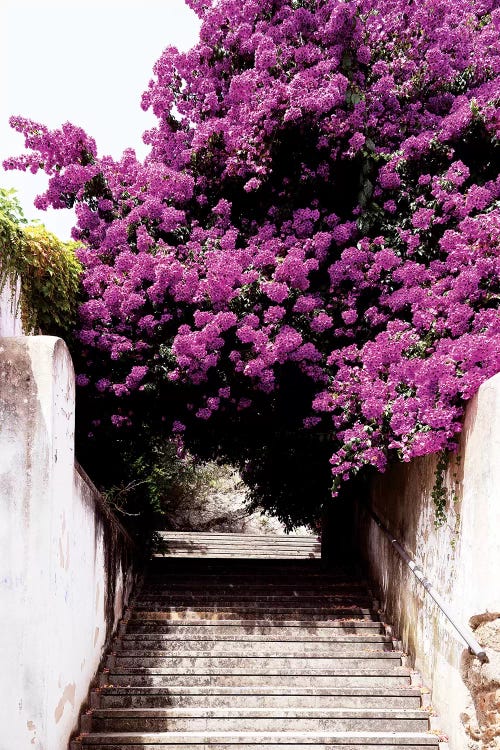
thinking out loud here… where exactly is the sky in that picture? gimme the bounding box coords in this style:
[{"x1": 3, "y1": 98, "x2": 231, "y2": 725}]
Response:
[{"x1": 0, "y1": 0, "x2": 200, "y2": 239}]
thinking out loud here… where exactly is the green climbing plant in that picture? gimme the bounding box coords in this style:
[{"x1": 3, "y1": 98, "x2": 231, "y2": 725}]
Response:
[
  {"x1": 431, "y1": 450, "x2": 451, "y2": 529},
  {"x1": 0, "y1": 188, "x2": 82, "y2": 336}
]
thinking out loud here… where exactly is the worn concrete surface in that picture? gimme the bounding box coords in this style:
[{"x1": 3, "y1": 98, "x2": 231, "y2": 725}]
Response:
[
  {"x1": 0, "y1": 336, "x2": 137, "y2": 750},
  {"x1": 353, "y1": 373, "x2": 500, "y2": 750}
]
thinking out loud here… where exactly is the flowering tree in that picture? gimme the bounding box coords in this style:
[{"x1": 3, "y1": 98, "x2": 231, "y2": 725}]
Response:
[{"x1": 5, "y1": 0, "x2": 500, "y2": 522}]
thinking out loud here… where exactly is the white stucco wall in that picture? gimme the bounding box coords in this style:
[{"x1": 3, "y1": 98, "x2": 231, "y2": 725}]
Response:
[
  {"x1": 355, "y1": 372, "x2": 500, "y2": 750},
  {"x1": 0, "y1": 336, "x2": 137, "y2": 750},
  {"x1": 0, "y1": 276, "x2": 23, "y2": 336}
]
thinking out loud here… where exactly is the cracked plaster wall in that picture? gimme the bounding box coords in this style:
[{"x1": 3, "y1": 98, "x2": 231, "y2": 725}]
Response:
[
  {"x1": 0, "y1": 276, "x2": 23, "y2": 336},
  {"x1": 354, "y1": 372, "x2": 500, "y2": 750},
  {"x1": 0, "y1": 336, "x2": 137, "y2": 750}
]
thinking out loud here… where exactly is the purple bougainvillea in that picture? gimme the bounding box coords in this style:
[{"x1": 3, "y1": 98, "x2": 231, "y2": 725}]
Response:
[{"x1": 5, "y1": 0, "x2": 500, "y2": 494}]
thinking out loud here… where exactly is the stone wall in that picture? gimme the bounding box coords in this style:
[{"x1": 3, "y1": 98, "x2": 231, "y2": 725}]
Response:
[
  {"x1": 0, "y1": 275, "x2": 23, "y2": 336},
  {"x1": 0, "y1": 336, "x2": 138, "y2": 750},
  {"x1": 354, "y1": 373, "x2": 500, "y2": 750}
]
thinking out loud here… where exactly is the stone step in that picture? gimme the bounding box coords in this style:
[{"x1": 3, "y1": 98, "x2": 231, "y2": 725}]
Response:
[
  {"x1": 129, "y1": 608, "x2": 376, "y2": 620},
  {"x1": 154, "y1": 548, "x2": 321, "y2": 558},
  {"x1": 157, "y1": 544, "x2": 321, "y2": 548},
  {"x1": 136, "y1": 585, "x2": 369, "y2": 594},
  {"x1": 156, "y1": 544, "x2": 321, "y2": 551},
  {"x1": 145, "y1": 566, "x2": 347, "y2": 574},
  {"x1": 157, "y1": 535, "x2": 318, "y2": 542},
  {"x1": 154, "y1": 551, "x2": 323, "y2": 556},
  {"x1": 132, "y1": 596, "x2": 373, "y2": 606},
  {"x1": 72, "y1": 730, "x2": 440, "y2": 748},
  {"x1": 130, "y1": 604, "x2": 374, "y2": 614},
  {"x1": 116, "y1": 637, "x2": 394, "y2": 654},
  {"x1": 142, "y1": 580, "x2": 361, "y2": 588},
  {"x1": 157, "y1": 533, "x2": 318, "y2": 540},
  {"x1": 108, "y1": 654, "x2": 402, "y2": 671},
  {"x1": 149, "y1": 560, "x2": 328, "y2": 565},
  {"x1": 155, "y1": 536, "x2": 320, "y2": 554},
  {"x1": 138, "y1": 583, "x2": 369, "y2": 593},
  {"x1": 159, "y1": 542, "x2": 318, "y2": 548},
  {"x1": 157, "y1": 544, "x2": 319, "y2": 552},
  {"x1": 143, "y1": 580, "x2": 367, "y2": 593},
  {"x1": 123, "y1": 621, "x2": 385, "y2": 636},
  {"x1": 131, "y1": 587, "x2": 373, "y2": 607},
  {"x1": 84, "y1": 707, "x2": 430, "y2": 733},
  {"x1": 158, "y1": 539, "x2": 319, "y2": 545},
  {"x1": 93, "y1": 686, "x2": 423, "y2": 710},
  {"x1": 146, "y1": 568, "x2": 352, "y2": 581},
  {"x1": 102, "y1": 667, "x2": 412, "y2": 688},
  {"x1": 120, "y1": 636, "x2": 386, "y2": 649},
  {"x1": 142, "y1": 576, "x2": 363, "y2": 586},
  {"x1": 154, "y1": 555, "x2": 323, "y2": 560},
  {"x1": 146, "y1": 562, "x2": 334, "y2": 571},
  {"x1": 74, "y1": 538, "x2": 439, "y2": 750}
]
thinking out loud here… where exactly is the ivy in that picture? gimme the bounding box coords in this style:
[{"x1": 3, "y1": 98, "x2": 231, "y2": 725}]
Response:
[
  {"x1": 0, "y1": 188, "x2": 82, "y2": 336},
  {"x1": 431, "y1": 450, "x2": 450, "y2": 528}
]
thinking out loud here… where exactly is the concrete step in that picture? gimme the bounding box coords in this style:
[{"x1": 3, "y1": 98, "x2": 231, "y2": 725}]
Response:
[
  {"x1": 145, "y1": 564, "x2": 352, "y2": 571},
  {"x1": 144, "y1": 574, "x2": 361, "y2": 584},
  {"x1": 157, "y1": 533, "x2": 318, "y2": 540},
  {"x1": 155, "y1": 534, "x2": 321, "y2": 559},
  {"x1": 130, "y1": 606, "x2": 374, "y2": 616},
  {"x1": 72, "y1": 730, "x2": 440, "y2": 748},
  {"x1": 129, "y1": 609, "x2": 377, "y2": 621},
  {"x1": 85, "y1": 707, "x2": 430, "y2": 733},
  {"x1": 133, "y1": 591, "x2": 371, "y2": 602},
  {"x1": 144, "y1": 567, "x2": 350, "y2": 575},
  {"x1": 158, "y1": 539, "x2": 319, "y2": 546},
  {"x1": 154, "y1": 546, "x2": 321, "y2": 554},
  {"x1": 156, "y1": 544, "x2": 320, "y2": 550},
  {"x1": 137, "y1": 589, "x2": 370, "y2": 598},
  {"x1": 101, "y1": 667, "x2": 412, "y2": 688},
  {"x1": 116, "y1": 637, "x2": 394, "y2": 654},
  {"x1": 159, "y1": 539, "x2": 318, "y2": 545},
  {"x1": 157, "y1": 539, "x2": 319, "y2": 549},
  {"x1": 93, "y1": 686, "x2": 423, "y2": 710},
  {"x1": 122, "y1": 622, "x2": 385, "y2": 636},
  {"x1": 154, "y1": 552, "x2": 322, "y2": 559},
  {"x1": 107, "y1": 654, "x2": 403, "y2": 671},
  {"x1": 142, "y1": 579, "x2": 362, "y2": 588},
  {"x1": 148, "y1": 559, "x2": 329, "y2": 565},
  {"x1": 146, "y1": 557, "x2": 340, "y2": 583},
  {"x1": 157, "y1": 542, "x2": 321, "y2": 552},
  {"x1": 133, "y1": 594, "x2": 372, "y2": 605},
  {"x1": 74, "y1": 537, "x2": 439, "y2": 750},
  {"x1": 138, "y1": 584, "x2": 370, "y2": 594},
  {"x1": 131, "y1": 591, "x2": 373, "y2": 608},
  {"x1": 120, "y1": 633, "x2": 389, "y2": 646}
]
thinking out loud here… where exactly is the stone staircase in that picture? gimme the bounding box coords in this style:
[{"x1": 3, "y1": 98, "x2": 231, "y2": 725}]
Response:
[{"x1": 71, "y1": 532, "x2": 444, "y2": 749}]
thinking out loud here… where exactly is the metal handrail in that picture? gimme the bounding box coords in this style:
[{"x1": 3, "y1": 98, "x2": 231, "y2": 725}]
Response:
[{"x1": 364, "y1": 503, "x2": 488, "y2": 664}]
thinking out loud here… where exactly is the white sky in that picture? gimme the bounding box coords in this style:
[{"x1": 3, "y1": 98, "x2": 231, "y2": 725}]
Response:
[{"x1": 0, "y1": 0, "x2": 200, "y2": 239}]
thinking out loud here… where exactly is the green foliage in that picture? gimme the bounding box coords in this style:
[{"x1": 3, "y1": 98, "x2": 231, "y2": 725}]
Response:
[
  {"x1": 100, "y1": 438, "x2": 251, "y2": 547},
  {"x1": 0, "y1": 188, "x2": 28, "y2": 224},
  {"x1": 133, "y1": 442, "x2": 215, "y2": 522},
  {"x1": 0, "y1": 188, "x2": 82, "y2": 337},
  {"x1": 431, "y1": 450, "x2": 451, "y2": 528}
]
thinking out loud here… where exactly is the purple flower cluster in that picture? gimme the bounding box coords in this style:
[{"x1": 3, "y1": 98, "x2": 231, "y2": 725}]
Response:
[{"x1": 5, "y1": 0, "x2": 500, "y2": 493}]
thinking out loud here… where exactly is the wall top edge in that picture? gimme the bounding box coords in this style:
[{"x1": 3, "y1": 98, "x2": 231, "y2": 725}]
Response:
[{"x1": 75, "y1": 461, "x2": 138, "y2": 552}]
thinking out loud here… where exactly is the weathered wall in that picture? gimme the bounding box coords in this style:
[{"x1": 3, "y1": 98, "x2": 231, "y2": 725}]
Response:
[
  {"x1": 354, "y1": 372, "x2": 500, "y2": 750},
  {"x1": 0, "y1": 276, "x2": 23, "y2": 336},
  {"x1": 0, "y1": 336, "x2": 137, "y2": 750}
]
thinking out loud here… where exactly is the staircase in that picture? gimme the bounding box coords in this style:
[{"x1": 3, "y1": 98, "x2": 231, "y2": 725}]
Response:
[{"x1": 71, "y1": 532, "x2": 443, "y2": 749}]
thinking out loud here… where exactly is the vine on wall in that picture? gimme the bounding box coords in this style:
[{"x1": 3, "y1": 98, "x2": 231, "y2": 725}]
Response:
[
  {"x1": 0, "y1": 188, "x2": 82, "y2": 336},
  {"x1": 431, "y1": 450, "x2": 461, "y2": 532}
]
